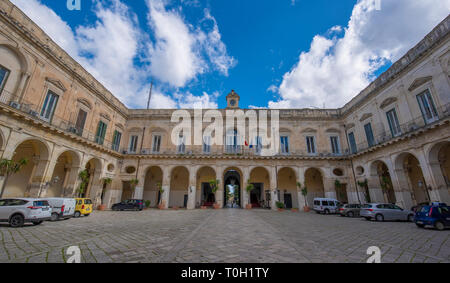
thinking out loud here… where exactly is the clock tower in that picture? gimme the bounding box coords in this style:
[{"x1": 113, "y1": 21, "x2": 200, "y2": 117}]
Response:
[{"x1": 226, "y1": 90, "x2": 240, "y2": 109}]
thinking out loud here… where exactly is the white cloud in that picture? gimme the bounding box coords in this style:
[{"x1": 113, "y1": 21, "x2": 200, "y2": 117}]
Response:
[{"x1": 269, "y1": 0, "x2": 450, "y2": 109}]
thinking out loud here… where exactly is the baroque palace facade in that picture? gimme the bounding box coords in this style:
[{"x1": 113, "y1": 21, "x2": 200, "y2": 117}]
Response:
[{"x1": 0, "y1": 0, "x2": 449, "y2": 211}]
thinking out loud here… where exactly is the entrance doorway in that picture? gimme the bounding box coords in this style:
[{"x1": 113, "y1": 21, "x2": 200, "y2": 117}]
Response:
[
  {"x1": 201, "y1": 182, "x2": 215, "y2": 207},
  {"x1": 250, "y1": 183, "x2": 263, "y2": 208},
  {"x1": 224, "y1": 170, "x2": 241, "y2": 208}
]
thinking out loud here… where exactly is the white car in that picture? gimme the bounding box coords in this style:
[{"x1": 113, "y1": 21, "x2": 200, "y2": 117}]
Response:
[
  {"x1": 0, "y1": 198, "x2": 51, "y2": 227},
  {"x1": 313, "y1": 198, "x2": 341, "y2": 214},
  {"x1": 46, "y1": 198, "x2": 76, "y2": 221}
]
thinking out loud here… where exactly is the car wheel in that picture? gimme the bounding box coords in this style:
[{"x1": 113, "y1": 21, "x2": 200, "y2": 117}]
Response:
[
  {"x1": 416, "y1": 224, "x2": 425, "y2": 228},
  {"x1": 51, "y1": 213, "x2": 59, "y2": 222},
  {"x1": 74, "y1": 211, "x2": 81, "y2": 218},
  {"x1": 347, "y1": 212, "x2": 354, "y2": 218},
  {"x1": 407, "y1": 214, "x2": 414, "y2": 222},
  {"x1": 32, "y1": 221, "x2": 43, "y2": 226},
  {"x1": 324, "y1": 209, "x2": 330, "y2": 215},
  {"x1": 9, "y1": 214, "x2": 24, "y2": 228},
  {"x1": 435, "y1": 221, "x2": 445, "y2": 231},
  {"x1": 375, "y1": 214, "x2": 384, "y2": 222},
  {"x1": 365, "y1": 217, "x2": 371, "y2": 221}
]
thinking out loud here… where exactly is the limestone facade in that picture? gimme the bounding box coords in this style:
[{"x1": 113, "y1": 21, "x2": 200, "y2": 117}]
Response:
[{"x1": 0, "y1": 0, "x2": 449, "y2": 210}]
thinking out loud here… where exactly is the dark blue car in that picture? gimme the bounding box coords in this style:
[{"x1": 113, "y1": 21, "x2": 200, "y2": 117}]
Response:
[
  {"x1": 414, "y1": 204, "x2": 450, "y2": 231},
  {"x1": 112, "y1": 199, "x2": 144, "y2": 211}
]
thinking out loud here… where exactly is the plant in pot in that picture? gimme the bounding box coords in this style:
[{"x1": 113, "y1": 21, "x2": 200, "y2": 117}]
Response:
[
  {"x1": 0, "y1": 158, "x2": 28, "y2": 199},
  {"x1": 76, "y1": 169, "x2": 90, "y2": 198},
  {"x1": 157, "y1": 182, "x2": 165, "y2": 209},
  {"x1": 297, "y1": 182, "x2": 309, "y2": 212},
  {"x1": 245, "y1": 180, "x2": 254, "y2": 209},
  {"x1": 276, "y1": 201, "x2": 285, "y2": 212},
  {"x1": 209, "y1": 179, "x2": 221, "y2": 209},
  {"x1": 144, "y1": 200, "x2": 151, "y2": 209}
]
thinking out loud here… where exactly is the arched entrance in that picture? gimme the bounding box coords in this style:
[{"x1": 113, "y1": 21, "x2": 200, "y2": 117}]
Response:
[
  {"x1": 169, "y1": 166, "x2": 189, "y2": 208},
  {"x1": 249, "y1": 167, "x2": 270, "y2": 208},
  {"x1": 428, "y1": 142, "x2": 450, "y2": 196},
  {"x1": 2, "y1": 139, "x2": 49, "y2": 198},
  {"x1": 143, "y1": 166, "x2": 163, "y2": 208},
  {"x1": 304, "y1": 168, "x2": 325, "y2": 207},
  {"x1": 224, "y1": 169, "x2": 241, "y2": 208},
  {"x1": 371, "y1": 161, "x2": 396, "y2": 204},
  {"x1": 197, "y1": 166, "x2": 216, "y2": 207},
  {"x1": 395, "y1": 153, "x2": 430, "y2": 205},
  {"x1": 47, "y1": 151, "x2": 80, "y2": 197},
  {"x1": 277, "y1": 167, "x2": 298, "y2": 209}
]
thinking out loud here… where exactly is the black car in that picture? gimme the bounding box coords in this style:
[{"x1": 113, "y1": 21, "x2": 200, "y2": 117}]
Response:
[{"x1": 112, "y1": 199, "x2": 144, "y2": 211}]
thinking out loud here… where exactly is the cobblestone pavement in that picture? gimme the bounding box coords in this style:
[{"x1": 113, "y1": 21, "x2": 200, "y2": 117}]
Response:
[{"x1": 0, "y1": 209, "x2": 449, "y2": 263}]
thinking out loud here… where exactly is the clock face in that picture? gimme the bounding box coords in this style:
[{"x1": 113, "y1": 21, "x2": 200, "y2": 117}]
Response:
[{"x1": 230, "y1": 99, "x2": 236, "y2": 106}]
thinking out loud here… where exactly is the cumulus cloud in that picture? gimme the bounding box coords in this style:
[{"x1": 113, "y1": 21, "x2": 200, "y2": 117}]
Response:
[{"x1": 269, "y1": 0, "x2": 450, "y2": 109}]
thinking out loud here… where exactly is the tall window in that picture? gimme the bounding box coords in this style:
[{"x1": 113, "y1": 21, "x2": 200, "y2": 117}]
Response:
[
  {"x1": 226, "y1": 129, "x2": 239, "y2": 154},
  {"x1": 348, "y1": 132, "x2": 357, "y2": 154},
  {"x1": 95, "y1": 120, "x2": 107, "y2": 145},
  {"x1": 112, "y1": 130, "x2": 122, "y2": 152},
  {"x1": 40, "y1": 90, "x2": 59, "y2": 122},
  {"x1": 386, "y1": 108, "x2": 401, "y2": 137},
  {"x1": 203, "y1": 135, "x2": 211, "y2": 154},
  {"x1": 364, "y1": 123, "x2": 375, "y2": 147},
  {"x1": 0, "y1": 65, "x2": 10, "y2": 93},
  {"x1": 280, "y1": 136, "x2": 290, "y2": 154},
  {"x1": 330, "y1": 136, "x2": 341, "y2": 155},
  {"x1": 306, "y1": 136, "x2": 316, "y2": 155},
  {"x1": 129, "y1": 135, "x2": 139, "y2": 153},
  {"x1": 74, "y1": 109, "x2": 87, "y2": 136},
  {"x1": 417, "y1": 90, "x2": 438, "y2": 124},
  {"x1": 177, "y1": 134, "x2": 186, "y2": 154},
  {"x1": 254, "y1": 136, "x2": 262, "y2": 154},
  {"x1": 152, "y1": 135, "x2": 161, "y2": 153}
]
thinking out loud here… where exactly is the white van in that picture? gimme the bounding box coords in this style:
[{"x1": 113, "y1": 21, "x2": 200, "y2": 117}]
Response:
[
  {"x1": 313, "y1": 198, "x2": 341, "y2": 214},
  {"x1": 46, "y1": 198, "x2": 76, "y2": 221}
]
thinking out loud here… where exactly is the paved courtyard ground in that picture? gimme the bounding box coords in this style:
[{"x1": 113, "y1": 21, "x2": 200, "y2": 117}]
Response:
[{"x1": 0, "y1": 209, "x2": 449, "y2": 263}]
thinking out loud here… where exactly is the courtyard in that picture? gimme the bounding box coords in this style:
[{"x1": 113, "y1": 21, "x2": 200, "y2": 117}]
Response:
[{"x1": 0, "y1": 209, "x2": 449, "y2": 263}]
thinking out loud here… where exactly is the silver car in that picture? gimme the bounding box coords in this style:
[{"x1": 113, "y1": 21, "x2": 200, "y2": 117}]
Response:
[
  {"x1": 360, "y1": 203, "x2": 415, "y2": 222},
  {"x1": 0, "y1": 198, "x2": 51, "y2": 227}
]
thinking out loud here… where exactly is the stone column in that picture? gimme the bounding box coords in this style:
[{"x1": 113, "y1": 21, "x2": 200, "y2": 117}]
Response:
[
  {"x1": 297, "y1": 167, "x2": 306, "y2": 210},
  {"x1": 323, "y1": 177, "x2": 337, "y2": 199},
  {"x1": 417, "y1": 148, "x2": 450, "y2": 204},
  {"x1": 270, "y1": 166, "x2": 278, "y2": 210},
  {"x1": 215, "y1": 166, "x2": 224, "y2": 208},
  {"x1": 387, "y1": 157, "x2": 413, "y2": 209},
  {"x1": 242, "y1": 167, "x2": 250, "y2": 208},
  {"x1": 161, "y1": 166, "x2": 171, "y2": 209},
  {"x1": 29, "y1": 157, "x2": 51, "y2": 198},
  {"x1": 187, "y1": 166, "x2": 198, "y2": 210}
]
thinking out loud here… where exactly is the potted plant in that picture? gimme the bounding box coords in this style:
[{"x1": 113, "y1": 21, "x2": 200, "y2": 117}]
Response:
[
  {"x1": 245, "y1": 180, "x2": 254, "y2": 209},
  {"x1": 0, "y1": 158, "x2": 28, "y2": 198},
  {"x1": 76, "y1": 169, "x2": 90, "y2": 198},
  {"x1": 297, "y1": 182, "x2": 310, "y2": 212},
  {"x1": 157, "y1": 182, "x2": 165, "y2": 209},
  {"x1": 209, "y1": 179, "x2": 221, "y2": 209},
  {"x1": 276, "y1": 201, "x2": 285, "y2": 212},
  {"x1": 144, "y1": 200, "x2": 151, "y2": 209}
]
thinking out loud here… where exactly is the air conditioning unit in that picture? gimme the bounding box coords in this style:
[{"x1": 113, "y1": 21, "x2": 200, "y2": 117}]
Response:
[{"x1": 9, "y1": 101, "x2": 20, "y2": 109}]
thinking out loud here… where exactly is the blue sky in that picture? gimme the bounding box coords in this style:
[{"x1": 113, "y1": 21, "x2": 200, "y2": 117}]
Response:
[{"x1": 11, "y1": 0, "x2": 450, "y2": 109}]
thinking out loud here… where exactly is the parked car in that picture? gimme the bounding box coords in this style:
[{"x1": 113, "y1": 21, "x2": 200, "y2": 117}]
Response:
[
  {"x1": 112, "y1": 199, "x2": 144, "y2": 211},
  {"x1": 0, "y1": 198, "x2": 51, "y2": 227},
  {"x1": 360, "y1": 203, "x2": 414, "y2": 222},
  {"x1": 74, "y1": 198, "x2": 93, "y2": 218},
  {"x1": 46, "y1": 198, "x2": 76, "y2": 221},
  {"x1": 414, "y1": 204, "x2": 450, "y2": 231},
  {"x1": 339, "y1": 203, "x2": 363, "y2": 217},
  {"x1": 313, "y1": 198, "x2": 341, "y2": 214}
]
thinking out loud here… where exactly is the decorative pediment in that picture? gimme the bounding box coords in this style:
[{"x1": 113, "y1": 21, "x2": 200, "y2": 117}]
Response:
[
  {"x1": 45, "y1": 77, "x2": 67, "y2": 92},
  {"x1": 325, "y1": 128, "x2": 341, "y2": 133},
  {"x1": 77, "y1": 98, "x2": 92, "y2": 110},
  {"x1": 115, "y1": 123, "x2": 124, "y2": 130},
  {"x1": 359, "y1": 113, "x2": 373, "y2": 122},
  {"x1": 346, "y1": 123, "x2": 355, "y2": 129},
  {"x1": 408, "y1": 76, "x2": 432, "y2": 92},
  {"x1": 380, "y1": 97, "x2": 397, "y2": 109},
  {"x1": 100, "y1": 113, "x2": 111, "y2": 121},
  {"x1": 301, "y1": 128, "x2": 317, "y2": 133}
]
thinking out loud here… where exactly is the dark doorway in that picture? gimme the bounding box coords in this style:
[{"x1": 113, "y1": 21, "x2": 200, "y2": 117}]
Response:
[
  {"x1": 183, "y1": 194, "x2": 188, "y2": 208},
  {"x1": 224, "y1": 170, "x2": 241, "y2": 208},
  {"x1": 284, "y1": 193, "x2": 292, "y2": 209},
  {"x1": 250, "y1": 183, "x2": 263, "y2": 208},
  {"x1": 201, "y1": 182, "x2": 215, "y2": 206}
]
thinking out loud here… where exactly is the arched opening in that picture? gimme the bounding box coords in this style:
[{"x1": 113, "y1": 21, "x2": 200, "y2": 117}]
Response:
[
  {"x1": 224, "y1": 168, "x2": 241, "y2": 208},
  {"x1": 429, "y1": 142, "x2": 450, "y2": 194},
  {"x1": 82, "y1": 158, "x2": 102, "y2": 201},
  {"x1": 196, "y1": 166, "x2": 216, "y2": 207},
  {"x1": 2, "y1": 139, "x2": 49, "y2": 198},
  {"x1": 0, "y1": 44, "x2": 28, "y2": 103},
  {"x1": 371, "y1": 161, "x2": 396, "y2": 204},
  {"x1": 304, "y1": 168, "x2": 325, "y2": 207},
  {"x1": 249, "y1": 167, "x2": 270, "y2": 208},
  {"x1": 169, "y1": 166, "x2": 189, "y2": 208},
  {"x1": 396, "y1": 153, "x2": 430, "y2": 205},
  {"x1": 47, "y1": 151, "x2": 80, "y2": 197},
  {"x1": 143, "y1": 166, "x2": 163, "y2": 208},
  {"x1": 277, "y1": 167, "x2": 298, "y2": 209}
]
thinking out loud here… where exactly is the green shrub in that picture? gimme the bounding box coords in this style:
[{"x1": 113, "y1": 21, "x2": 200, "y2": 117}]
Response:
[{"x1": 276, "y1": 201, "x2": 285, "y2": 209}]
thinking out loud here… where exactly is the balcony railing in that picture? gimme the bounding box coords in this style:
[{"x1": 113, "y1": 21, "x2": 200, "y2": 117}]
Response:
[{"x1": 0, "y1": 90, "x2": 116, "y2": 151}]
